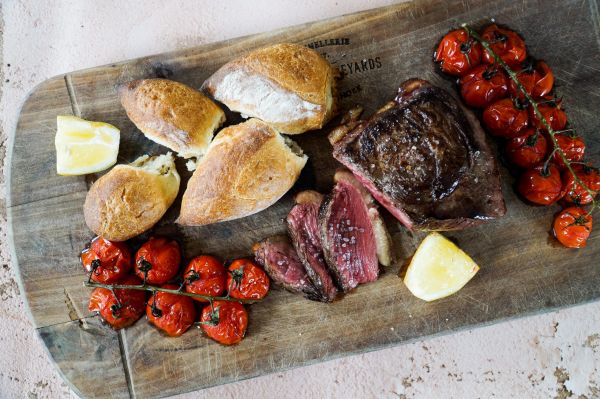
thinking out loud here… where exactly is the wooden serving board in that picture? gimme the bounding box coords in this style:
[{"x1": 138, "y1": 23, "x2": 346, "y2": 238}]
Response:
[{"x1": 8, "y1": 0, "x2": 600, "y2": 397}]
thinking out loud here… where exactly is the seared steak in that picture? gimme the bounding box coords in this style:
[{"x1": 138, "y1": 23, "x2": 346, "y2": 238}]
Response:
[
  {"x1": 331, "y1": 78, "x2": 506, "y2": 230},
  {"x1": 287, "y1": 191, "x2": 338, "y2": 302},
  {"x1": 319, "y1": 171, "x2": 388, "y2": 292},
  {"x1": 253, "y1": 235, "x2": 321, "y2": 301}
]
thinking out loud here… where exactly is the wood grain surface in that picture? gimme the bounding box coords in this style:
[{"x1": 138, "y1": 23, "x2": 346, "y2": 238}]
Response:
[{"x1": 7, "y1": 0, "x2": 600, "y2": 397}]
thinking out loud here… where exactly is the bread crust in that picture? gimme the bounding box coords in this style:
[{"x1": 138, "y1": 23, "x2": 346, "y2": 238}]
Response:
[
  {"x1": 202, "y1": 43, "x2": 338, "y2": 134},
  {"x1": 84, "y1": 153, "x2": 180, "y2": 241},
  {"x1": 177, "y1": 118, "x2": 307, "y2": 226},
  {"x1": 119, "y1": 79, "x2": 225, "y2": 158}
]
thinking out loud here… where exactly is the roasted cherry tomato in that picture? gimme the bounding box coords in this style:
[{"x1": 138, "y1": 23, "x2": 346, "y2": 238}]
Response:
[
  {"x1": 135, "y1": 237, "x2": 181, "y2": 285},
  {"x1": 459, "y1": 64, "x2": 508, "y2": 108},
  {"x1": 200, "y1": 301, "x2": 248, "y2": 345},
  {"x1": 529, "y1": 97, "x2": 567, "y2": 131},
  {"x1": 88, "y1": 275, "x2": 146, "y2": 329},
  {"x1": 562, "y1": 164, "x2": 600, "y2": 205},
  {"x1": 146, "y1": 284, "x2": 196, "y2": 337},
  {"x1": 226, "y1": 259, "x2": 270, "y2": 300},
  {"x1": 184, "y1": 255, "x2": 227, "y2": 302},
  {"x1": 518, "y1": 163, "x2": 564, "y2": 205},
  {"x1": 81, "y1": 236, "x2": 132, "y2": 284},
  {"x1": 434, "y1": 28, "x2": 483, "y2": 76},
  {"x1": 509, "y1": 58, "x2": 554, "y2": 99},
  {"x1": 481, "y1": 24, "x2": 527, "y2": 67},
  {"x1": 483, "y1": 98, "x2": 529, "y2": 138},
  {"x1": 505, "y1": 128, "x2": 548, "y2": 169},
  {"x1": 553, "y1": 133, "x2": 585, "y2": 170},
  {"x1": 553, "y1": 207, "x2": 593, "y2": 248}
]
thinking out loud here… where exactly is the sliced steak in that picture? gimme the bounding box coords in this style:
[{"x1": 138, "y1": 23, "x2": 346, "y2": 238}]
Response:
[
  {"x1": 331, "y1": 78, "x2": 506, "y2": 231},
  {"x1": 319, "y1": 171, "x2": 382, "y2": 292},
  {"x1": 253, "y1": 235, "x2": 321, "y2": 301},
  {"x1": 287, "y1": 190, "x2": 338, "y2": 302}
]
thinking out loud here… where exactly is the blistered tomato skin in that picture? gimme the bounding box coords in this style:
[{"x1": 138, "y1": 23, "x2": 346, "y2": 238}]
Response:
[
  {"x1": 505, "y1": 128, "x2": 548, "y2": 169},
  {"x1": 518, "y1": 164, "x2": 564, "y2": 205},
  {"x1": 146, "y1": 284, "x2": 197, "y2": 337},
  {"x1": 562, "y1": 165, "x2": 600, "y2": 205},
  {"x1": 88, "y1": 275, "x2": 146, "y2": 329},
  {"x1": 135, "y1": 237, "x2": 181, "y2": 285},
  {"x1": 553, "y1": 134, "x2": 585, "y2": 170},
  {"x1": 459, "y1": 65, "x2": 509, "y2": 108},
  {"x1": 434, "y1": 29, "x2": 482, "y2": 76},
  {"x1": 227, "y1": 259, "x2": 270, "y2": 300},
  {"x1": 200, "y1": 301, "x2": 248, "y2": 345},
  {"x1": 530, "y1": 97, "x2": 567, "y2": 131},
  {"x1": 481, "y1": 24, "x2": 527, "y2": 67},
  {"x1": 81, "y1": 236, "x2": 133, "y2": 284},
  {"x1": 184, "y1": 255, "x2": 227, "y2": 302},
  {"x1": 553, "y1": 207, "x2": 593, "y2": 248},
  {"x1": 509, "y1": 59, "x2": 554, "y2": 100},
  {"x1": 483, "y1": 98, "x2": 529, "y2": 138}
]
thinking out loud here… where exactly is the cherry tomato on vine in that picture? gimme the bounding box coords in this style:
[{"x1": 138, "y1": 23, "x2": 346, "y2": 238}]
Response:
[
  {"x1": 481, "y1": 24, "x2": 527, "y2": 67},
  {"x1": 562, "y1": 164, "x2": 600, "y2": 205},
  {"x1": 553, "y1": 133, "x2": 585, "y2": 170},
  {"x1": 200, "y1": 300, "x2": 248, "y2": 345},
  {"x1": 505, "y1": 128, "x2": 548, "y2": 169},
  {"x1": 529, "y1": 97, "x2": 567, "y2": 131},
  {"x1": 135, "y1": 237, "x2": 181, "y2": 285},
  {"x1": 459, "y1": 64, "x2": 508, "y2": 108},
  {"x1": 146, "y1": 284, "x2": 196, "y2": 337},
  {"x1": 517, "y1": 163, "x2": 564, "y2": 205},
  {"x1": 184, "y1": 255, "x2": 227, "y2": 303},
  {"x1": 81, "y1": 237, "x2": 132, "y2": 284},
  {"x1": 227, "y1": 259, "x2": 270, "y2": 300},
  {"x1": 483, "y1": 98, "x2": 529, "y2": 138},
  {"x1": 553, "y1": 207, "x2": 593, "y2": 248},
  {"x1": 434, "y1": 29, "x2": 483, "y2": 76},
  {"x1": 88, "y1": 275, "x2": 146, "y2": 329},
  {"x1": 509, "y1": 58, "x2": 554, "y2": 100}
]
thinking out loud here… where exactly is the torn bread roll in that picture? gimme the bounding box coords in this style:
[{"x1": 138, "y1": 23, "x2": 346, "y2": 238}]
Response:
[
  {"x1": 177, "y1": 118, "x2": 307, "y2": 226},
  {"x1": 84, "y1": 153, "x2": 180, "y2": 241},
  {"x1": 202, "y1": 43, "x2": 338, "y2": 134},
  {"x1": 119, "y1": 79, "x2": 225, "y2": 158}
]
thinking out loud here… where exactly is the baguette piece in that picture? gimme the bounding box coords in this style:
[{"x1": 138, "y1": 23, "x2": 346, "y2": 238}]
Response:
[
  {"x1": 202, "y1": 43, "x2": 338, "y2": 134},
  {"x1": 119, "y1": 79, "x2": 225, "y2": 158},
  {"x1": 177, "y1": 118, "x2": 307, "y2": 226},
  {"x1": 84, "y1": 153, "x2": 180, "y2": 241}
]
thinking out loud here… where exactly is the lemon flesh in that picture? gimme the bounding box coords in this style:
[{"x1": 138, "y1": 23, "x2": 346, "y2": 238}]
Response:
[
  {"x1": 55, "y1": 115, "x2": 120, "y2": 175},
  {"x1": 403, "y1": 232, "x2": 480, "y2": 302}
]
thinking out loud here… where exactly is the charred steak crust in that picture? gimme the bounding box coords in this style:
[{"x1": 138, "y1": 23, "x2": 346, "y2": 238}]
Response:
[
  {"x1": 287, "y1": 191, "x2": 338, "y2": 302},
  {"x1": 319, "y1": 178, "x2": 379, "y2": 292},
  {"x1": 332, "y1": 78, "x2": 506, "y2": 231},
  {"x1": 253, "y1": 236, "x2": 322, "y2": 301}
]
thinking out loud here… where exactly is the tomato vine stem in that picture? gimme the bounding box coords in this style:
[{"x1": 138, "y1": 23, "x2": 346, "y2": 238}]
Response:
[
  {"x1": 84, "y1": 281, "x2": 259, "y2": 304},
  {"x1": 461, "y1": 23, "x2": 598, "y2": 213}
]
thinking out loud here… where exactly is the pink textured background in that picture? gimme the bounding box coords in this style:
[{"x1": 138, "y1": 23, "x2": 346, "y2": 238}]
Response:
[{"x1": 1, "y1": 1, "x2": 599, "y2": 398}]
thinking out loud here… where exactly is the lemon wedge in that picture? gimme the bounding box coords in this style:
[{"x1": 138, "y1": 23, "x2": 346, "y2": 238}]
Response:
[
  {"x1": 403, "y1": 232, "x2": 479, "y2": 302},
  {"x1": 55, "y1": 115, "x2": 120, "y2": 175}
]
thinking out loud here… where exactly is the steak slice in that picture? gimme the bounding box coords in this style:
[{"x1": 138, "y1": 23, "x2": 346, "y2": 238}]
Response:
[
  {"x1": 319, "y1": 171, "x2": 385, "y2": 292},
  {"x1": 331, "y1": 78, "x2": 506, "y2": 230},
  {"x1": 253, "y1": 235, "x2": 321, "y2": 301},
  {"x1": 287, "y1": 190, "x2": 338, "y2": 302}
]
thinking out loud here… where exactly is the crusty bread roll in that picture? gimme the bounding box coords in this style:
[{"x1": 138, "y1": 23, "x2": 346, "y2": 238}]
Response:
[
  {"x1": 202, "y1": 43, "x2": 338, "y2": 134},
  {"x1": 84, "y1": 152, "x2": 180, "y2": 241},
  {"x1": 177, "y1": 118, "x2": 307, "y2": 226},
  {"x1": 119, "y1": 79, "x2": 225, "y2": 158}
]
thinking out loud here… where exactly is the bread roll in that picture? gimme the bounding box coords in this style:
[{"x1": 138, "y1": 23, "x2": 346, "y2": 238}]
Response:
[
  {"x1": 84, "y1": 153, "x2": 180, "y2": 241},
  {"x1": 119, "y1": 79, "x2": 225, "y2": 158},
  {"x1": 202, "y1": 43, "x2": 338, "y2": 134},
  {"x1": 177, "y1": 118, "x2": 307, "y2": 226}
]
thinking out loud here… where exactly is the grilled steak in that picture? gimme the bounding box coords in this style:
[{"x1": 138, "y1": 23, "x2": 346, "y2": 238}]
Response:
[
  {"x1": 287, "y1": 191, "x2": 338, "y2": 302},
  {"x1": 253, "y1": 235, "x2": 321, "y2": 301},
  {"x1": 331, "y1": 78, "x2": 506, "y2": 230},
  {"x1": 319, "y1": 171, "x2": 390, "y2": 292}
]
